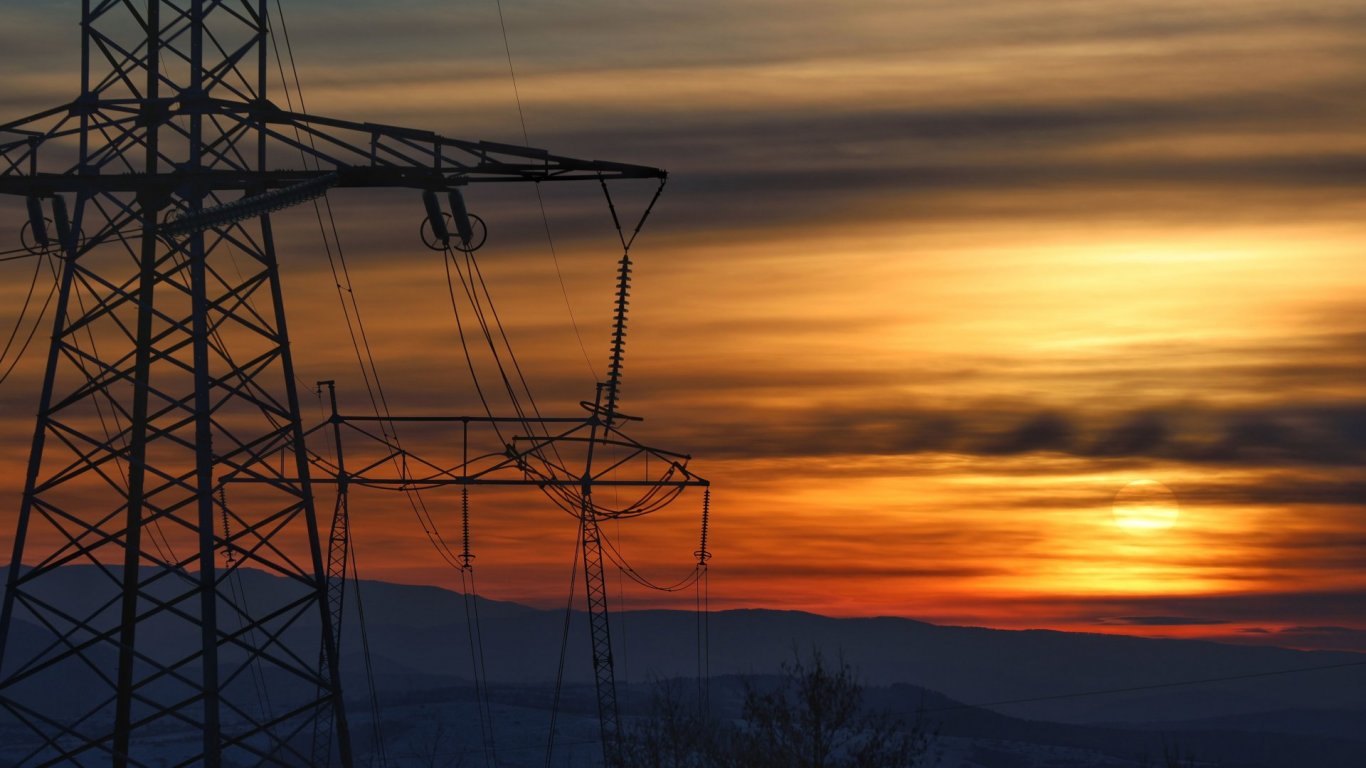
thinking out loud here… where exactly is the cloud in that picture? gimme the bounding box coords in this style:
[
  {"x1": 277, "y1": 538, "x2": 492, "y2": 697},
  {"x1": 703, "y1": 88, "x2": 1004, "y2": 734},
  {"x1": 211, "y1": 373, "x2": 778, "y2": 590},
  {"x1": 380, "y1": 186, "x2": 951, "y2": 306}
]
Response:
[
  {"x1": 1042, "y1": 590, "x2": 1366, "y2": 627},
  {"x1": 656, "y1": 400, "x2": 1366, "y2": 470},
  {"x1": 1214, "y1": 624, "x2": 1366, "y2": 651},
  {"x1": 1280, "y1": 625, "x2": 1360, "y2": 635},
  {"x1": 718, "y1": 562, "x2": 1005, "y2": 580},
  {"x1": 1, "y1": 0, "x2": 1363, "y2": 642},
  {"x1": 1252, "y1": 625, "x2": 1366, "y2": 652},
  {"x1": 12, "y1": 0, "x2": 1338, "y2": 243},
  {"x1": 981, "y1": 412, "x2": 1074, "y2": 455},
  {"x1": 1098, "y1": 616, "x2": 1230, "y2": 626},
  {"x1": 254, "y1": 0, "x2": 1366, "y2": 75},
  {"x1": 1090, "y1": 412, "x2": 1171, "y2": 456}
]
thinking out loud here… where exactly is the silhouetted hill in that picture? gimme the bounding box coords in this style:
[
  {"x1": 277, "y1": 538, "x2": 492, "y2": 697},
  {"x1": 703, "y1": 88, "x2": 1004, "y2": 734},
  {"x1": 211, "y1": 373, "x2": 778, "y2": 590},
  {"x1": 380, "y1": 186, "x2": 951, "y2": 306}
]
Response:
[
  {"x1": 306, "y1": 581, "x2": 1366, "y2": 725},
  {"x1": 2, "y1": 565, "x2": 1363, "y2": 767}
]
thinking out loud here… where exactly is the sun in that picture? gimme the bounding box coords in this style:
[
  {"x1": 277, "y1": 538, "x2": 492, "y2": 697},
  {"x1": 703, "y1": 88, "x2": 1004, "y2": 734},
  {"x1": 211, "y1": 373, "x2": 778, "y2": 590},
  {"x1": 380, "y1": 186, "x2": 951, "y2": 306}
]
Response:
[{"x1": 1112, "y1": 479, "x2": 1180, "y2": 533}]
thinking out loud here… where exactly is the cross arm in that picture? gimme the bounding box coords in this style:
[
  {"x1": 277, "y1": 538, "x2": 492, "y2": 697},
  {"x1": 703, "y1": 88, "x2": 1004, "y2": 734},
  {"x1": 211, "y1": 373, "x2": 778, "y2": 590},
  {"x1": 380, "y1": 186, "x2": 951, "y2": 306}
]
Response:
[
  {"x1": 252, "y1": 103, "x2": 667, "y2": 184},
  {"x1": 0, "y1": 98, "x2": 666, "y2": 197}
]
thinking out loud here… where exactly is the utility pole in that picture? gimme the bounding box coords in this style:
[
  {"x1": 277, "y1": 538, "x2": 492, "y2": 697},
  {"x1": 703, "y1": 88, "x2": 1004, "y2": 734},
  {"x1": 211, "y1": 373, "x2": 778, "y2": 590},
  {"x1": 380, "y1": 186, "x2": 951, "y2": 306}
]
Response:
[{"x1": 0, "y1": 2, "x2": 667, "y2": 765}]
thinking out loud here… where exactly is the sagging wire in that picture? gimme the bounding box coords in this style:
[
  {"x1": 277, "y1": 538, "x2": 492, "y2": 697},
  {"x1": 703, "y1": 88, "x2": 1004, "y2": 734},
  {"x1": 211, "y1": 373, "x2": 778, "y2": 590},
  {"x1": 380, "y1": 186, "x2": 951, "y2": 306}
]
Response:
[
  {"x1": 448, "y1": 245, "x2": 560, "y2": 474},
  {"x1": 493, "y1": 0, "x2": 597, "y2": 378},
  {"x1": 519, "y1": 454, "x2": 689, "y2": 522},
  {"x1": 271, "y1": 7, "x2": 438, "y2": 765},
  {"x1": 437, "y1": 175, "x2": 674, "y2": 521},
  {"x1": 461, "y1": 577, "x2": 499, "y2": 768},
  {"x1": 441, "y1": 243, "x2": 596, "y2": 559},
  {"x1": 458, "y1": 448, "x2": 498, "y2": 767},
  {"x1": 600, "y1": 533, "x2": 705, "y2": 593},
  {"x1": 352, "y1": 28, "x2": 695, "y2": 762},
  {"x1": 0, "y1": 250, "x2": 57, "y2": 387},
  {"x1": 217, "y1": 486, "x2": 277, "y2": 732},
  {"x1": 544, "y1": 514, "x2": 583, "y2": 768},
  {"x1": 595, "y1": 488, "x2": 713, "y2": 611},
  {"x1": 271, "y1": 0, "x2": 468, "y2": 599},
  {"x1": 348, "y1": 537, "x2": 390, "y2": 767}
]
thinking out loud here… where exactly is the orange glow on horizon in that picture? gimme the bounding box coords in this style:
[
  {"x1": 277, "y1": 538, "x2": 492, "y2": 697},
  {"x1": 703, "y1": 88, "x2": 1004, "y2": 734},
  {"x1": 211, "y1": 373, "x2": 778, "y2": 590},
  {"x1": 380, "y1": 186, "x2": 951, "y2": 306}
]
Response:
[{"x1": 0, "y1": 0, "x2": 1363, "y2": 653}]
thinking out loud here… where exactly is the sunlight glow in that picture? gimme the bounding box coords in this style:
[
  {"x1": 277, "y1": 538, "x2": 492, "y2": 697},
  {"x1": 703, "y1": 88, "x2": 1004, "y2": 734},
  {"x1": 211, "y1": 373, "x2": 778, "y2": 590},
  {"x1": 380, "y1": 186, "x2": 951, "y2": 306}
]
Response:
[{"x1": 1113, "y1": 479, "x2": 1180, "y2": 533}]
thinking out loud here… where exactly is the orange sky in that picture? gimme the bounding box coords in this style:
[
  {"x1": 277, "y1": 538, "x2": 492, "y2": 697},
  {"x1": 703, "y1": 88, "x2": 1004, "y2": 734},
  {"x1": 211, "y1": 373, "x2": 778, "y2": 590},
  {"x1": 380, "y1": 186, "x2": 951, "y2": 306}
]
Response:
[{"x1": 0, "y1": 0, "x2": 1364, "y2": 651}]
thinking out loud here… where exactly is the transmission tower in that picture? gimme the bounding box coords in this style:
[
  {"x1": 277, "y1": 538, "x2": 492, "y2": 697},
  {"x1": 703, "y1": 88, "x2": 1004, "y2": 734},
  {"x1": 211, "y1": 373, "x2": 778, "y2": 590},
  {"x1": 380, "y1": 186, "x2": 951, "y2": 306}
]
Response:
[{"x1": 0, "y1": 2, "x2": 670, "y2": 766}]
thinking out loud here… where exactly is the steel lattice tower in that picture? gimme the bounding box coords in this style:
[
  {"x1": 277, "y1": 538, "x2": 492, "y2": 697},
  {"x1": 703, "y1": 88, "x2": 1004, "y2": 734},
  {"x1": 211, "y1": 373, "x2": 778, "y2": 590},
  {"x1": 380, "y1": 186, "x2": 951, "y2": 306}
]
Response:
[{"x1": 0, "y1": 1, "x2": 665, "y2": 765}]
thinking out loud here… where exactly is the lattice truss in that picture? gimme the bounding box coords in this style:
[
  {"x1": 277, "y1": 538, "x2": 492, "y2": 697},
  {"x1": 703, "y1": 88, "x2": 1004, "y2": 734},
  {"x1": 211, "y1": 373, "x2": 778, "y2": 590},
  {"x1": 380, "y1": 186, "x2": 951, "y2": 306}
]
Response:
[{"x1": 0, "y1": 2, "x2": 665, "y2": 767}]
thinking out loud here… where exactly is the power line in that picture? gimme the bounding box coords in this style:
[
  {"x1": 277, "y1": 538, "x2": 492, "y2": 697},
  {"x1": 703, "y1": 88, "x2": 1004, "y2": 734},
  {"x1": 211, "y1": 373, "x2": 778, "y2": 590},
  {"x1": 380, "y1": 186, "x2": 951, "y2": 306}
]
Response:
[
  {"x1": 492, "y1": 0, "x2": 597, "y2": 378},
  {"x1": 348, "y1": 539, "x2": 389, "y2": 767},
  {"x1": 0, "y1": 252, "x2": 57, "y2": 386},
  {"x1": 544, "y1": 519, "x2": 583, "y2": 768},
  {"x1": 270, "y1": 0, "x2": 471, "y2": 576}
]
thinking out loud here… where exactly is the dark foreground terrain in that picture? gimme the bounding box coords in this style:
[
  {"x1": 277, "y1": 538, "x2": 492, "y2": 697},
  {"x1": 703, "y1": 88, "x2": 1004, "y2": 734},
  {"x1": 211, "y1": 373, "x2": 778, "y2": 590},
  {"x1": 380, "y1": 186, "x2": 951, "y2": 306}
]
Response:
[{"x1": 1, "y1": 567, "x2": 1362, "y2": 766}]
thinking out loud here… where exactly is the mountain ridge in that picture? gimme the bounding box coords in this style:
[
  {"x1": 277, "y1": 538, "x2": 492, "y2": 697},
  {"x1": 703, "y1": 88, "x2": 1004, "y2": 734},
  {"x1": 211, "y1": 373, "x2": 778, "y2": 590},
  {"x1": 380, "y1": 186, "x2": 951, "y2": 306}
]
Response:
[
  {"x1": 2, "y1": 564, "x2": 1362, "y2": 727},
  {"x1": 1, "y1": 565, "x2": 1364, "y2": 766}
]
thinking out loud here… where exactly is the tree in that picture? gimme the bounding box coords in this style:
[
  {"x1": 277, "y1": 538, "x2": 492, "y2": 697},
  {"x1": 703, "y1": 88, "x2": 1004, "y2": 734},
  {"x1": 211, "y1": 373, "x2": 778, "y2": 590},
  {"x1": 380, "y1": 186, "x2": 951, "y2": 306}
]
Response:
[
  {"x1": 621, "y1": 679, "x2": 718, "y2": 768},
  {"x1": 726, "y1": 649, "x2": 933, "y2": 768},
  {"x1": 1137, "y1": 738, "x2": 1216, "y2": 768},
  {"x1": 397, "y1": 709, "x2": 468, "y2": 768},
  {"x1": 622, "y1": 649, "x2": 934, "y2": 768}
]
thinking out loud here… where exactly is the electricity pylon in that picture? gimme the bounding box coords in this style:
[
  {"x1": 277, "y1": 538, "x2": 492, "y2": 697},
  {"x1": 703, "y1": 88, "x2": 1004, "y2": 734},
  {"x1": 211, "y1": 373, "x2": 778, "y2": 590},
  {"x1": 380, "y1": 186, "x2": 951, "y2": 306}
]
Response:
[{"x1": 0, "y1": 2, "x2": 664, "y2": 766}]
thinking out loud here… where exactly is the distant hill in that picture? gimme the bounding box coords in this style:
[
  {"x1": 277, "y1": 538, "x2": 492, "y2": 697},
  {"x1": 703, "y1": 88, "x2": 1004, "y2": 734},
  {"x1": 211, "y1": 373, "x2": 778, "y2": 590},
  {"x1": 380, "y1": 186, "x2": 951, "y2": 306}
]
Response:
[
  {"x1": 2, "y1": 565, "x2": 1364, "y2": 767},
  {"x1": 284, "y1": 569, "x2": 1366, "y2": 724}
]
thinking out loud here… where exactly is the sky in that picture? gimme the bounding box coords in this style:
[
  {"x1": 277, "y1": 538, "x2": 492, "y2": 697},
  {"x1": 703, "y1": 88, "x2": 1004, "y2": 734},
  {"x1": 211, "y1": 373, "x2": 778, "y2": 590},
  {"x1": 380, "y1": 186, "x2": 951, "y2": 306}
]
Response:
[{"x1": 0, "y1": 0, "x2": 1363, "y2": 651}]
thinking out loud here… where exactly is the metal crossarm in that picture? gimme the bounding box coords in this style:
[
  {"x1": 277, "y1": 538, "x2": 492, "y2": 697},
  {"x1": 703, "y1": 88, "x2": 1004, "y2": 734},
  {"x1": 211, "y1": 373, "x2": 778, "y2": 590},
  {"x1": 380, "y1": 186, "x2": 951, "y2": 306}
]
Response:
[{"x1": 0, "y1": 101, "x2": 666, "y2": 198}]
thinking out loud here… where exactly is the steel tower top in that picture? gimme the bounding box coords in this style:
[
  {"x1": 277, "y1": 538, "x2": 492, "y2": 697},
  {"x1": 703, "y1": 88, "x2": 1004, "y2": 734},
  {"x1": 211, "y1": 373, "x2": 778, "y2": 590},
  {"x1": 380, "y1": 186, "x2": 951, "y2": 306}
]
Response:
[{"x1": 1, "y1": 1, "x2": 664, "y2": 200}]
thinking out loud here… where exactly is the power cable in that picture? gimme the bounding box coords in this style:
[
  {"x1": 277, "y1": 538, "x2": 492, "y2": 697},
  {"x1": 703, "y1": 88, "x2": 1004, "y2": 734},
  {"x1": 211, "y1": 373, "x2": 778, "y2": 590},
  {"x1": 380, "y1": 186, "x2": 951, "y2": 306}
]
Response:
[
  {"x1": 614, "y1": 508, "x2": 628, "y2": 689},
  {"x1": 599, "y1": 533, "x2": 702, "y2": 593},
  {"x1": 544, "y1": 519, "x2": 583, "y2": 768},
  {"x1": 492, "y1": 0, "x2": 596, "y2": 378},
  {"x1": 223, "y1": 559, "x2": 276, "y2": 727},
  {"x1": 0, "y1": 252, "x2": 47, "y2": 366},
  {"x1": 0, "y1": 246, "x2": 45, "y2": 260},
  {"x1": 442, "y1": 251, "x2": 510, "y2": 448},
  {"x1": 460, "y1": 248, "x2": 569, "y2": 481},
  {"x1": 270, "y1": 0, "x2": 471, "y2": 579},
  {"x1": 0, "y1": 253, "x2": 58, "y2": 387},
  {"x1": 458, "y1": 484, "x2": 498, "y2": 768},
  {"x1": 266, "y1": 10, "x2": 415, "y2": 766},
  {"x1": 264, "y1": 11, "x2": 697, "y2": 768},
  {"x1": 461, "y1": 565, "x2": 498, "y2": 768},
  {"x1": 443, "y1": 245, "x2": 578, "y2": 510},
  {"x1": 348, "y1": 538, "x2": 389, "y2": 767}
]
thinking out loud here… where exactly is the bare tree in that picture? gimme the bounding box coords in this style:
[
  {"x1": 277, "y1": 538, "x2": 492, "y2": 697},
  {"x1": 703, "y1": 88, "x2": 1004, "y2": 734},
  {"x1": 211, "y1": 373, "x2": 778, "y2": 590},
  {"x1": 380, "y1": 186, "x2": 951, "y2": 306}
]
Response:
[
  {"x1": 726, "y1": 649, "x2": 933, "y2": 768},
  {"x1": 621, "y1": 679, "x2": 717, "y2": 768},
  {"x1": 397, "y1": 711, "x2": 467, "y2": 768},
  {"x1": 1137, "y1": 738, "x2": 1216, "y2": 768},
  {"x1": 623, "y1": 649, "x2": 934, "y2": 768}
]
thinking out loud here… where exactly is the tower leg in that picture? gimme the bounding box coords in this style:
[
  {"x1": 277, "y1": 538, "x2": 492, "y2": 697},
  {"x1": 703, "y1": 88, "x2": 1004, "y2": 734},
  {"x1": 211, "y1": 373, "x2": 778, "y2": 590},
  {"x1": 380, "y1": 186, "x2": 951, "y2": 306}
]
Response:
[{"x1": 581, "y1": 492, "x2": 622, "y2": 768}]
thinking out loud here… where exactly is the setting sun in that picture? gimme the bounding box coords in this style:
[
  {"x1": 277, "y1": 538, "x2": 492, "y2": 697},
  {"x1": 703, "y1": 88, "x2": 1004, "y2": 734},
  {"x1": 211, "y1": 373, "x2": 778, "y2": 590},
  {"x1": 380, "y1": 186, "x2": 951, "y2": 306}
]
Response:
[{"x1": 1112, "y1": 479, "x2": 1181, "y2": 533}]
